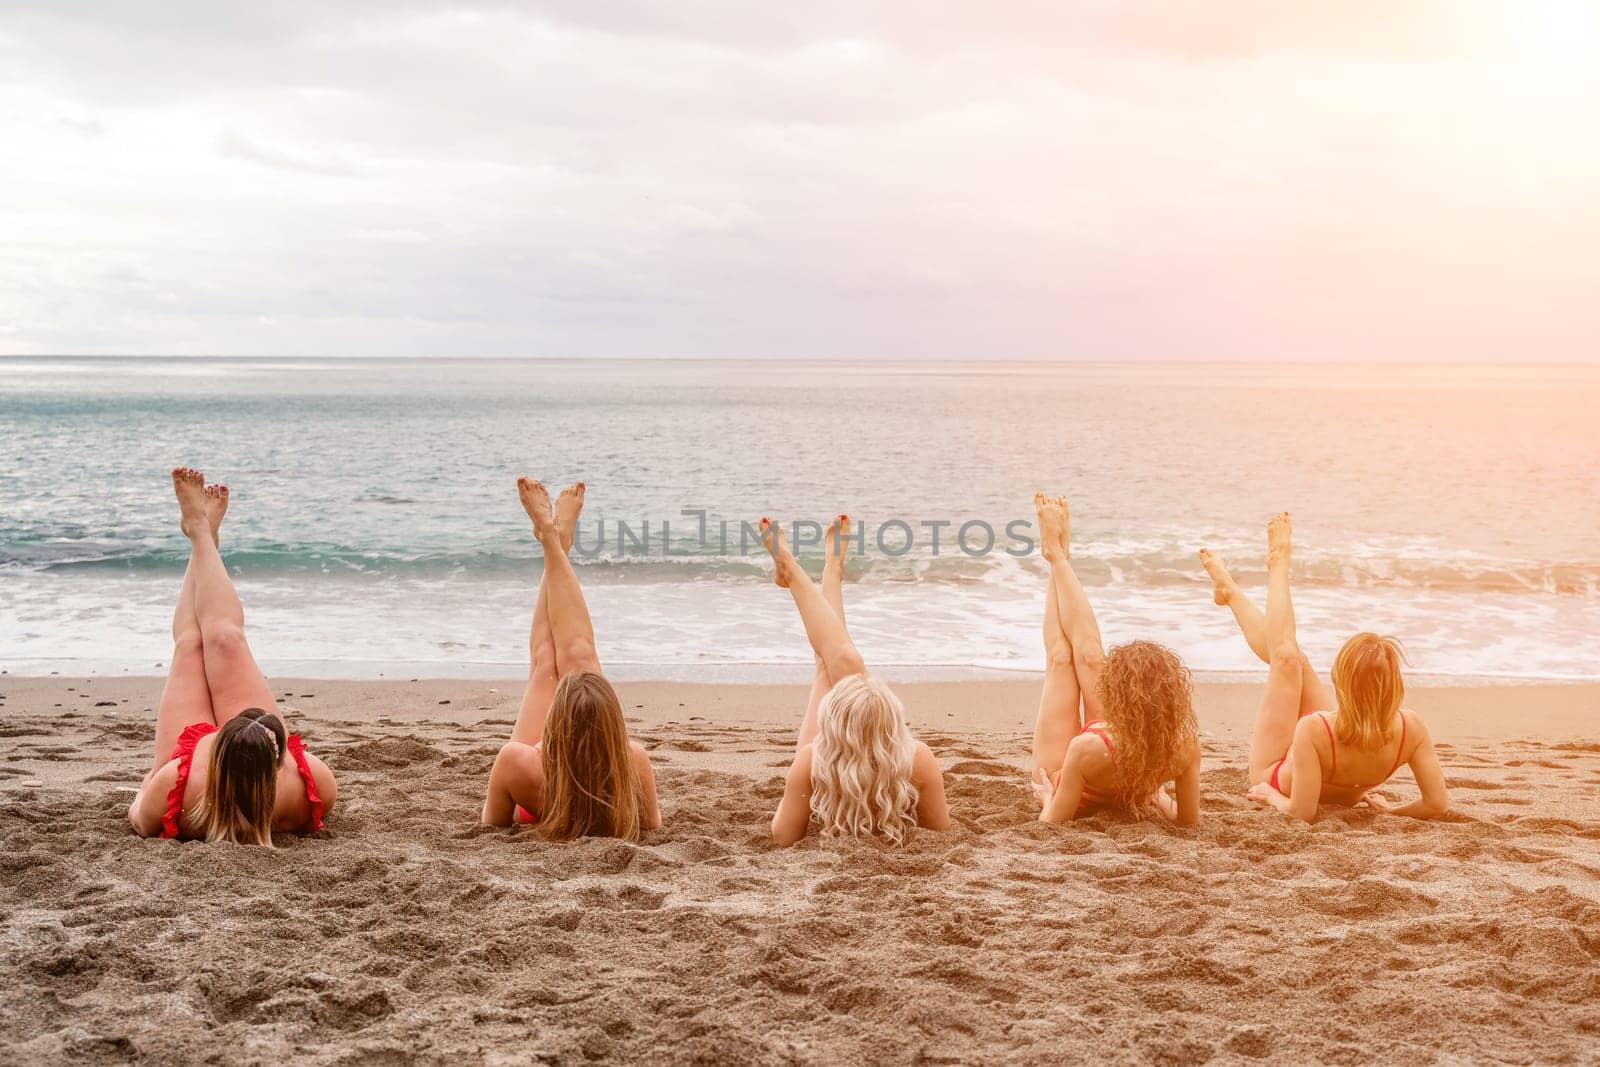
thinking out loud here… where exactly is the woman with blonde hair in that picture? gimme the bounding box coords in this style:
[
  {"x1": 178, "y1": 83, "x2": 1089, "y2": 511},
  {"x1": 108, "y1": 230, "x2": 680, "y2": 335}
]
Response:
[
  {"x1": 482, "y1": 479, "x2": 661, "y2": 840},
  {"x1": 1030, "y1": 495, "x2": 1202, "y2": 825},
  {"x1": 1201, "y1": 512, "x2": 1449, "y2": 823},
  {"x1": 128, "y1": 469, "x2": 336, "y2": 844},
  {"x1": 759, "y1": 516, "x2": 949, "y2": 846}
]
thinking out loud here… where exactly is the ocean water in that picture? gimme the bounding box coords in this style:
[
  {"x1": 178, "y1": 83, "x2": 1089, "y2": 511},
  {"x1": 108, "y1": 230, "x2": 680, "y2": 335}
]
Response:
[{"x1": 2, "y1": 357, "x2": 1597, "y2": 683}]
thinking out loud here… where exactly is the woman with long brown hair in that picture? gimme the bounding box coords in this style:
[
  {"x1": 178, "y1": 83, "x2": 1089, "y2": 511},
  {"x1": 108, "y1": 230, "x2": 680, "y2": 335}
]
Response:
[
  {"x1": 482, "y1": 479, "x2": 660, "y2": 840},
  {"x1": 127, "y1": 469, "x2": 336, "y2": 844},
  {"x1": 1030, "y1": 494, "x2": 1202, "y2": 825},
  {"x1": 1201, "y1": 512, "x2": 1449, "y2": 822}
]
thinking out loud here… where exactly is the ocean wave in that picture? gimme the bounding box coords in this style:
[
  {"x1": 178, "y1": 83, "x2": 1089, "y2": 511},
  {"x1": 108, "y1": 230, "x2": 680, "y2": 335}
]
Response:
[{"x1": 3, "y1": 537, "x2": 1597, "y2": 595}]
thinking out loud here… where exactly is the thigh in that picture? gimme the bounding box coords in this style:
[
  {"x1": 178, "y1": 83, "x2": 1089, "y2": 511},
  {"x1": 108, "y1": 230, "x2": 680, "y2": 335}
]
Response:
[
  {"x1": 511, "y1": 667, "x2": 559, "y2": 748},
  {"x1": 1031, "y1": 656, "x2": 1081, "y2": 773},
  {"x1": 1247, "y1": 663, "x2": 1302, "y2": 785},
  {"x1": 202, "y1": 626, "x2": 280, "y2": 723},
  {"x1": 152, "y1": 638, "x2": 215, "y2": 774},
  {"x1": 1297, "y1": 657, "x2": 1335, "y2": 717}
]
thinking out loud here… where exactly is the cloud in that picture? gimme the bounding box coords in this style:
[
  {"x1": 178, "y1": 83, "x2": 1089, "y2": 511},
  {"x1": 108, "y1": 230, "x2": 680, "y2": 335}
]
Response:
[
  {"x1": 216, "y1": 129, "x2": 364, "y2": 176},
  {"x1": 0, "y1": 2, "x2": 1596, "y2": 359}
]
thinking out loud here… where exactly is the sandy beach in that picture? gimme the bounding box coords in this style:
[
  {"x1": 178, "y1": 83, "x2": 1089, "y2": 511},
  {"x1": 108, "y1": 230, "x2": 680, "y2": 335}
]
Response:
[{"x1": 3, "y1": 675, "x2": 1598, "y2": 1065}]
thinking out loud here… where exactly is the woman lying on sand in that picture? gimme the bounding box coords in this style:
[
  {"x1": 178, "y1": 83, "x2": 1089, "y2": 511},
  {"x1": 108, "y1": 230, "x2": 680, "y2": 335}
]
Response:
[
  {"x1": 128, "y1": 469, "x2": 336, "y2": 844},
  {"x1": 759, "y1": 516, "x2": 949, "y2": 846},
  {"x1": 1030, "y1": 494, "x2": 1202, "y2": 825},
  {"x1": 482, "y1": 479, "x2": 661, "y2": 840},
  {"x1": 1202, "y1": 512, "x2": 1449, "y2": 823}
]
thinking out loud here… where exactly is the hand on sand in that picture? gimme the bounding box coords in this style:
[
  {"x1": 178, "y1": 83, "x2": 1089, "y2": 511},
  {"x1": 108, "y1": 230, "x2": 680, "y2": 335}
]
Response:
[
  {"x1": 1151, "y1": 787, "x2": 1179, "y2": 821},
  {"x1": 1361, "y1": 791, "x2": 1394, "y2": 812},
  {"x1": 1030, "y1": 766, "x2": 1056, "y2": 809},
  {"x1": 1246, "y1": 782, "x2": 1277, "y2": 807}
]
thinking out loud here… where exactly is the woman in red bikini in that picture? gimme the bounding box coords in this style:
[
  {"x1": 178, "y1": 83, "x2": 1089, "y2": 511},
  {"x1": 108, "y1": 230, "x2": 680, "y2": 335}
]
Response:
[
  {"x1": 127, "y1": 469, "x2": 336, "y2": 844},
  {"x1": 1201, "y1": 512, "x2": 1450, "y2": 823},
  {"x1": 1030, "y1": 494, "x2": 1202, "y2": 825},
  {"x1": 481, "y1": 479, "x2": 661, "y2": 840}
]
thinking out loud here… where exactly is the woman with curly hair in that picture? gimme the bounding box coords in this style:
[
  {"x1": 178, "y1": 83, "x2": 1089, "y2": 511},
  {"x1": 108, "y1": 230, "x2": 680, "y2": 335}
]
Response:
[
  {"x1": 1030, "y1": 494, "x2": 1201, "y2": 825},
  {"x1": 759, "y1": 515, "x2": 949, "y2": 846},
  {"x1": 1200, "y1": 512, "x2": 1449, "y2": 823}
]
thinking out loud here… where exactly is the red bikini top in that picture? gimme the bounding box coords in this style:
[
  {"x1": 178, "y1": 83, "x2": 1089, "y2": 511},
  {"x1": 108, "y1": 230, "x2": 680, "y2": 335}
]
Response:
[{"x1": 160, "y1": 721, "x2": 324, "y2": 839}]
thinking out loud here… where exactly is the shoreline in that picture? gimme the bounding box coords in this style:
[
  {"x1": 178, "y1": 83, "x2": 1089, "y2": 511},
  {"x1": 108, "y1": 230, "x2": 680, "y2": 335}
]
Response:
[{"x1": 3, "y1": 676, "x2": 1597, "y2": 747}]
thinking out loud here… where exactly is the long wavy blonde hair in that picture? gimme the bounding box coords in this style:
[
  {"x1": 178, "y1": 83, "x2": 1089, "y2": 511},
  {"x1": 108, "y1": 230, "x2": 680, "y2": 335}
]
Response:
[
  {"x1": 539, "y1": 671, "x2": 644, "y2": 842},
  {"x1": 1096, "y1": 641, "x2": 1197, "y2": 811},
  {"x1": 196, "y1": 708, "x2": 284, "y2": 846},
  {"x1": 810, "y1": 675, "x2": 920, "y2": 844},
  {"x1": 1331, "y1": 632, "x2": 1406, "y2": 750}
]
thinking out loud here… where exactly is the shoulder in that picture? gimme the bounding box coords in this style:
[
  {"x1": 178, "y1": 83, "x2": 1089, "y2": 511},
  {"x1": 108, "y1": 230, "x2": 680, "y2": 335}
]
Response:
[
  {"x1": 1295, "y1": 712, "x2": 1332, "y2": 745},
  {"x1": 1066, "y1": 729, "x2": 1113, "y2": 770},
  {"x1": 910, "y1": 739, "x2": 942, "y2": 781},
  {"x1": 1399, "y1": 707, "x2": 1430, "y2": 746},
  {"x1": 791, "y1": 742, "x2": 816, "y2": 774},
  {"x1": 302, "y1": 750, "x2": 338, "y2": 809}
]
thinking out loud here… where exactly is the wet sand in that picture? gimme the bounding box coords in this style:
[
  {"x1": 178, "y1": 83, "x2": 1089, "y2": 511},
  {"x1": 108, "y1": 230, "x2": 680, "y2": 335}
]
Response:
[{"x1": 2, "y1": 676, "x2": 1598, "y2": 1064}]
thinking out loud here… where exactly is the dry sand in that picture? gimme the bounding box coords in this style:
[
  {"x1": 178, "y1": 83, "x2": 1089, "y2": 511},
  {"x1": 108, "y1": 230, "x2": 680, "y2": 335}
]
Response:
[{"x1": 2, "y1": 675, "x2": 1598, "y2": 1065}]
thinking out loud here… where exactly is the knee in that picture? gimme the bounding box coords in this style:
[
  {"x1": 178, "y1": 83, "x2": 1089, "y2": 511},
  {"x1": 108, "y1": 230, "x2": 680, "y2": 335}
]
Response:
[
  {"x1": 172, "y1": 630, "x2": 205, "y2": 660},
  {"x1": 558, "y1": 639, "x2": 601, "y2": 676},
  {"x1": 201, "y1": 622, "x2": 248, "y2": 656},
  {"x1": 530, "y1": 644, "x2": 559, "y2": 684},
  {"x1": 1269, "y1": 642, "x2": 1303, "y2": 673},
  {"x1": 1044, "y1": 642, "x2": 1074, "y2": 671},
  {"x1": 1077, "y1": 644, "x2": 1106, "y2": 675}
]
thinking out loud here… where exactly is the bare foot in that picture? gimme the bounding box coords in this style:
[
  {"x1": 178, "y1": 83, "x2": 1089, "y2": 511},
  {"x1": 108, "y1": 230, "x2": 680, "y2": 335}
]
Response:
[
  {"x1": 758, "y1": 518, "x2": 798, "y2": 588},
  {"x1": 1267, "y1": 512, "x2": 1292, "y2": 568},
  {"x1": 555, "y1": 482, "x2": 585, "y2": 553},
  {"x1": 824, "y1": 514, "x2": 851, "y2": 573},
  {"x1": 1034, "y1": 493, "x2": 1065, "y2": 560},
  {"x1": 204, "y1": 484, "x2": 229, "y2": 543},
  {"x1": 1198, "y1": 548, "x2": 1237, "y2": 606},
  {"x1": 1055, "y1": 494, "x2": 1071, "y2": 556},
  {"x1": 517, "y1": 477, "x2": 558, "y2": 543},
  {"x1": 172, "y1": 468, "x2": 208, "y2": 541}
]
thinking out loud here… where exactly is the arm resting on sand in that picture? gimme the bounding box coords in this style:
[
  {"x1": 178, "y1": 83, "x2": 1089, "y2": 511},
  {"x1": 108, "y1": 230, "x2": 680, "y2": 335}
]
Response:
[
  {"x1": 1389, "y1": 718, "x2": 1449, "y2": 819},
  {"x1": 912, "y1": 741, "x2": 950, "y2": 831},
  {"x1": 1165, "y1": 746, "x2": 1202, "y2": 826},
  {"x1": 771, "y1": 745, "x2": 814, "y2": 846},
  {"x1": 1039, "y1": 737, "x2": 1092, "y2": 824}
]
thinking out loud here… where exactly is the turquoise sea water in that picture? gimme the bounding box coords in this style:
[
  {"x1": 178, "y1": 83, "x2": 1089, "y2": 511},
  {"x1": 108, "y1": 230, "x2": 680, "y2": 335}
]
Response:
[{"x1": 3, "y1": 358, "x2": 1597, "y2": 681}]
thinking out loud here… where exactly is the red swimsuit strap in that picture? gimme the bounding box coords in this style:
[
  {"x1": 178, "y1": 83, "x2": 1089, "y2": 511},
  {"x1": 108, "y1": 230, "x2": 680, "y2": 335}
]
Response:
[
  {"x1": 1078, "y1": 721, "x2": 1117, "y2": 804},
  {"x1": 161, "y1": 722, "x2": 219, "y2": 838},
  {"x1": 1317, "y1": 712, "x2": 1337, "y2": 778},
  {"x1": 285, "y1": 735, "x2": 324, "y2": 833},
  {"x1": 1082, "y1": 720, "x2": 1116, "y2": 759},
  {"x1": 1388, "y1": 711, "x2": 1408, "y2": 776}
]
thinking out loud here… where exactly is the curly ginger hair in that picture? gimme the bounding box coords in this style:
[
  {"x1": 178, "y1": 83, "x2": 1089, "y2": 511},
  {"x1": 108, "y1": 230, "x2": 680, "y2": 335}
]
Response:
[{"x1": 1095, "y1": 640, "x2": 1198, "y2": 811}]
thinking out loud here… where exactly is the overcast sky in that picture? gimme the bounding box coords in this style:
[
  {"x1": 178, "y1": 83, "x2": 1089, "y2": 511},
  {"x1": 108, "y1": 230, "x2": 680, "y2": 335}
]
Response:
[{"x1": 2, "y1": 2, "x2": 1597, "y2": 359}]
